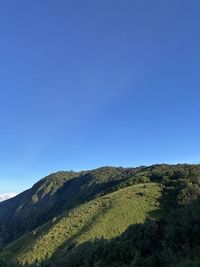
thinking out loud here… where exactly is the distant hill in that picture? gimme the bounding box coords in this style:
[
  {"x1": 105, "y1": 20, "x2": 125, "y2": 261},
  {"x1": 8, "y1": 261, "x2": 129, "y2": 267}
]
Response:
[{"x1": 0, "y1": 164, "x2": 200, "y2": 267}]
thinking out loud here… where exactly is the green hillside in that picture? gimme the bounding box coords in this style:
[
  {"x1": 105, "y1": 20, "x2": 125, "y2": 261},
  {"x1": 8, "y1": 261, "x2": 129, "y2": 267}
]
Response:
[
  {"x1": 60, "y1": 198, "x2": 200, "y2": 267},
  {"x1": 1, "y1": 163, "x2": 198, "y2": 246},
  {"x1": 0, "y1": 166, "x2": 150, "y2": 245},
  {"x1": 3, "y1": 183, "x2": 161, "y2": 265},
  {"x1": 0, "y1": 164, "x2": 200, "y2": 267},
  {"x1": 0, "y1": 164, "x2": 165, "y2": 245}
]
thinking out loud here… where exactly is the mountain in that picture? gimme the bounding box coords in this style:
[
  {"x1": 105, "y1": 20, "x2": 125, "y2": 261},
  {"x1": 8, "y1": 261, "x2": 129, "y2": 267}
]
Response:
[
  {"x1": 0, "y1": 166, "x2": 152, "y2": 244},
  {"x1": 3, "y1": 183, "x2": 161, "y2": 265},
  {"x1": 0, "y1": 164, "x2": 200, "y2": 267},
  {"x1": 0, "y1": 193, "x2": 17, "y2": 202}
]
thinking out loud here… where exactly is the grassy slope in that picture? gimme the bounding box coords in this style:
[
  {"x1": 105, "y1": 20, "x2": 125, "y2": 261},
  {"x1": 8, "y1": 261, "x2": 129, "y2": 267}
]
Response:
[
  {"x1": 3, "y1": 183, "x2": 161, "y2": 265},
  {"x1": 0, "y1": 166, "x2": 148, "y2": 245},
  {"x1": 1, "y1": 164, "x2": 199, "y2": 246}
]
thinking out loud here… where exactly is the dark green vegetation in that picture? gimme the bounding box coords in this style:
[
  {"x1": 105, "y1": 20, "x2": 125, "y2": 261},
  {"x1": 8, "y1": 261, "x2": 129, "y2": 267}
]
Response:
[{"x1": 0, "y1": 164, "x2": 200, "y2": 267}]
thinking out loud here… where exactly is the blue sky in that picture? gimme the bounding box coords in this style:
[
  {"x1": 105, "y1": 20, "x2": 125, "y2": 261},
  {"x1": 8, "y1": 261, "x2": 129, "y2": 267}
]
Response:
[{"x1": 0, "y1": 1, "x2": 200, "y2": 192}]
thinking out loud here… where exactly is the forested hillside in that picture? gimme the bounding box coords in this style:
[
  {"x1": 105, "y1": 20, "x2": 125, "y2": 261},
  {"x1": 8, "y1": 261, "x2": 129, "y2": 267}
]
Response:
[{"x1": 0, "y1": 164, "x2": 200, "y2": 267}]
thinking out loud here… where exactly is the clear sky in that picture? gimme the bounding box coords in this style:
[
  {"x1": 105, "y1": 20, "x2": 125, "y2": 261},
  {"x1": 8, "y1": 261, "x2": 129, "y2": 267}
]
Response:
[{"x1": 0, "y1": 1, "x2": 200, "y2": 192}]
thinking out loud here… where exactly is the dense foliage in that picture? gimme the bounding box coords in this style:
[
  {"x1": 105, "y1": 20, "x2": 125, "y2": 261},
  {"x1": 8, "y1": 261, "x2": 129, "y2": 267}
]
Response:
[
  {"x1": 55, "y1": 198, "x2": 200, "y2": 267},
  {"x1": 3, "y1": 183, "x2": 161, "y2": 265},
  {"x1": 0, "y1": 164, "x2": 200, "y2": 267}
]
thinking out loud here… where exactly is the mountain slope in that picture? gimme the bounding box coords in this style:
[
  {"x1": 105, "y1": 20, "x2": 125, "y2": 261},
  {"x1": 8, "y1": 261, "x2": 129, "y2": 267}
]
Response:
[
  {"x1": 59, "y1": 198, "x2": 200, "y2": 267},
  {"x1": 0, "y1": 171, "x2": 77, "y2": 244},
  {"x1": 0, "y1": 163, "x2": 199, "y2": 245},
  {"x1": 2, "y1": 183, "x2": 161, "y2": 265},
  {"x1": 1, "y1": 164, "x2": 200, "y2": 267},
  {"x1": 0, "y1": 165, "x2": 156, "y2": 245}
]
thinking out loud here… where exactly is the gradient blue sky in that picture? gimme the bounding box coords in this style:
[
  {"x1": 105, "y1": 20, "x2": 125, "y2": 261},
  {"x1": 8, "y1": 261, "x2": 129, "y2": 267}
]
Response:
[{"x1": 0, "y1": 1, "x2": 200, "y2": 192}]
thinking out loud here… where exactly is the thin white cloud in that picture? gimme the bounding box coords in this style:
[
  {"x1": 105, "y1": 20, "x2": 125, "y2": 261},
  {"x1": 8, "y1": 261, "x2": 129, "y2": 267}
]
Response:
[{"x1": 0, "y1": 193, "x2": 17, "y2": 202}]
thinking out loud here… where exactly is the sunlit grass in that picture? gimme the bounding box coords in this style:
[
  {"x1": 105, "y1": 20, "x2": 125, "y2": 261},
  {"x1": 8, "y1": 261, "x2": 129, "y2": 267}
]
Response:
[{"x1": 3, "y1": 183, "x2": 161, "y2": 265}]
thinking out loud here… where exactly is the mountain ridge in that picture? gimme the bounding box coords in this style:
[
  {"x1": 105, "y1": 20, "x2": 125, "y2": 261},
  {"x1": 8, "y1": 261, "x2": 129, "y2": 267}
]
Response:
[{"x1": 1, "y1": 163, "x2": 200, "y2": 267}]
